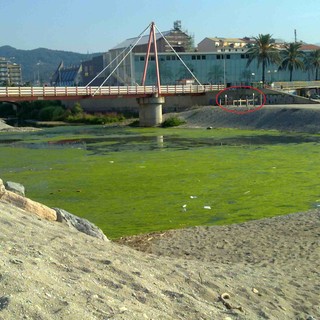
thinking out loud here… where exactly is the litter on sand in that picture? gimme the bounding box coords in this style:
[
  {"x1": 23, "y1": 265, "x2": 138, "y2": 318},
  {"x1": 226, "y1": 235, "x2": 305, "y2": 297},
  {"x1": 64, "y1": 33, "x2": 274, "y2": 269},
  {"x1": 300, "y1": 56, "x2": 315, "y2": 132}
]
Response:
[
  {"x1": 190, "y1": 196, "x2": 197, "y2": 199},
  {"x1": 203, "y1": 206, "x2": 211, "y2": 210}
]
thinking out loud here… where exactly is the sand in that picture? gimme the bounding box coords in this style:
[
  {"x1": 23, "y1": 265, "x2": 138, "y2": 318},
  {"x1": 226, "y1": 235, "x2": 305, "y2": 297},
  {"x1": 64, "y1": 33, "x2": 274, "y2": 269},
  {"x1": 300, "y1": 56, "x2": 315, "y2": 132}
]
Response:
[
  {"x1": 0, "y1": 196, "x2": 319, "y2": 319},
  {"x1": 0, "y1": 119, "x2": 40, "y2": 132}
]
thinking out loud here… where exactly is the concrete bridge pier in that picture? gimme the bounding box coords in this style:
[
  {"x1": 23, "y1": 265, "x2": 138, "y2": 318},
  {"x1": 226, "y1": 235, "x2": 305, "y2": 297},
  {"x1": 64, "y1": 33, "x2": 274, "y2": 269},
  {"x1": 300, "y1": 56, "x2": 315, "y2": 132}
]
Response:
[{"x1": 137, "y1": 95, "x2": 165, "y2": 127}]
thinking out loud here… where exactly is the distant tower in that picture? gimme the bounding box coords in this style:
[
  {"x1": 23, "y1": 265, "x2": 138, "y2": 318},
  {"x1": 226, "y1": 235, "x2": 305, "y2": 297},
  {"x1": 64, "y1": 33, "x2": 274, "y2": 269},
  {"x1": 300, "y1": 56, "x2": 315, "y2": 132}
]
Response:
[
  {"x1": 294, "y1": 29, "x2": 297, "y2": 43},
  {"x1": 173, "y1": 20, "x2": 181, "y2": 30}
]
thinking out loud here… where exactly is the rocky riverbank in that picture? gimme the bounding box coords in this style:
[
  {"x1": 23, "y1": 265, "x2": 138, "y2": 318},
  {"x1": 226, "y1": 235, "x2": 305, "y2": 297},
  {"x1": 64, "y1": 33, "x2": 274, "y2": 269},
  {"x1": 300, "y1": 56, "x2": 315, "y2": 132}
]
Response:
[
  {"x1": 0, "y1": 178, "x2": 319, "y2": 319},
  {"x1": 0, "y1": 119, "x2": 40, "y2": 132},
  {"x1": 168, "y1": 104, "x2": 320, "y2": 133}
]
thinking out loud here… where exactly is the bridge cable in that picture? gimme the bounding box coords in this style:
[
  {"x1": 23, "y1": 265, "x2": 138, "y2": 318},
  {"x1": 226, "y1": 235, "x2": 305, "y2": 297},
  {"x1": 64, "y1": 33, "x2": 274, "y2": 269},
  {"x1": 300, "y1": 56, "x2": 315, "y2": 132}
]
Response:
[
  {"x1": 90, "y1": 23, "x2": 152, "y2": 95},
  {"x1": 154, "y1": 24, "x2": 203, "y2": 86}
]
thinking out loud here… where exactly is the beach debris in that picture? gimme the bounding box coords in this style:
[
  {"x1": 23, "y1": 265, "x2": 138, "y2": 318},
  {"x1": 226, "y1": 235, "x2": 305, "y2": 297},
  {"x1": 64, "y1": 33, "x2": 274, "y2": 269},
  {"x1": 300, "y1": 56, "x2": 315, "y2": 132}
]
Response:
[
  {"x1": 109, "y1": 160, "x2": 114, "y2": 163},
  {"x1": 162, "y1": 290, "x2": 184, "y2": 300},
  {"x1": 252, "y1": 287, "x2": 262, "y2": 296},
  {"x1": 244, "y1": 191, "x2": 250, "y2": 194},
  {"x1": 190, "y1": 195, "x2": 197, "y2": 199},
  {"x1": 203, "y1": 206, "x2": 211, "y2": 210},
  {"x1": 9, "y1": 258, "x2": 23, "y2": 265},
  {"x1": 0, "y1": 296, "x2": 10, "y2": 311},
  {"x1": 182, "y1": 204, "x2": 187, "y2": 212},
  {"x1": 219, "y1": 292, "x2": 244, "y2": 312}
]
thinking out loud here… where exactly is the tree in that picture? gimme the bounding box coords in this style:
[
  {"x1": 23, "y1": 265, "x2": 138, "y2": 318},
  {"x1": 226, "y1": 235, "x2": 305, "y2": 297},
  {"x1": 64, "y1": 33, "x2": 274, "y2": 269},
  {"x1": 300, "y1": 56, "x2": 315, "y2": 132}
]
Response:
[
  {"x1": 246, "y1": 34, "x2": 280, "y2": 84},
  {"x1": 305, "y1": 49, "x2": 320, "y2": 80},
  {"x1": 278, "y1": 42, "x2": 305, "y2": 81},
  {"x1": 240, "y1": 69, "x2": 253, "y2": 84},
  {"x1": 207, "y1": 65, "x2": 224, "y2": 83},
  {"x1": 177, "y1": 62, "x2": 195, "y2": 80}
]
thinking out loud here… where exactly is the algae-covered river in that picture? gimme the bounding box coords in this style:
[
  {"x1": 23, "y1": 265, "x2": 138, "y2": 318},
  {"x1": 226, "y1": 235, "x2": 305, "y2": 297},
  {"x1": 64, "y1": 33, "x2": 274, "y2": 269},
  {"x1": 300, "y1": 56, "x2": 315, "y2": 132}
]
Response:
[{"x1": 1, "y1": 125, "x2": 320, "y2": 239}]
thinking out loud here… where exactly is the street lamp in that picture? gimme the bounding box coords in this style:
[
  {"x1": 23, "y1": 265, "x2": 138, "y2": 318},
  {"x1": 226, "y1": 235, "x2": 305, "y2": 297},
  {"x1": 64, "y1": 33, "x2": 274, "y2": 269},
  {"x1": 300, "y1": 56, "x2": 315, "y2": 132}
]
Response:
[
  {"x1": 35, "y1": 61, "x2": 43, "y2": 86},
  {"x1": 251, "y1": 73, "x2": 255, "y2": 85},
  {"x1": 267, "y1": 70, "x2": 278, "y2": 83},
  {"x1": 223, "y1": 51, "x2": 226, "y2": 87}
]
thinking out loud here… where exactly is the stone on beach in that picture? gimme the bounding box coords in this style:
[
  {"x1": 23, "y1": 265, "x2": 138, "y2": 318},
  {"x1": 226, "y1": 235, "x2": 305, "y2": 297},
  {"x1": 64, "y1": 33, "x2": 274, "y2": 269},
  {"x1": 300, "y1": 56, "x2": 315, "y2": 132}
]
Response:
[
  {"x1": 4, "y1": 181, "x2": 25, "y2": 197},
  {"x1": 1, "y1": 189, "x2": 57, "y2": 221},
  {"x1": 54, "y1": 208, "x2": 108, "y2": 241}
]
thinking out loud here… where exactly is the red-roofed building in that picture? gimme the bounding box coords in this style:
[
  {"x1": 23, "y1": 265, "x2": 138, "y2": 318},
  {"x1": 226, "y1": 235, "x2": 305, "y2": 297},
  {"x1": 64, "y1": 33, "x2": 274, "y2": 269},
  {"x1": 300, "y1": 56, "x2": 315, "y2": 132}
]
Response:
[{"x1": 300, "y1": 44, "x2": 320, "y2": 51}]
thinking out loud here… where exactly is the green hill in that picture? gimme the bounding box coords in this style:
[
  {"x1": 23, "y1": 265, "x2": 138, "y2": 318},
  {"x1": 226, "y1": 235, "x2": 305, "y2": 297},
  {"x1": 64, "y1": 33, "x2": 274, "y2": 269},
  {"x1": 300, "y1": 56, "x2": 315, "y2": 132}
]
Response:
[{"x1": 0, "y1": 45, "x2": 101, "y2": 84}]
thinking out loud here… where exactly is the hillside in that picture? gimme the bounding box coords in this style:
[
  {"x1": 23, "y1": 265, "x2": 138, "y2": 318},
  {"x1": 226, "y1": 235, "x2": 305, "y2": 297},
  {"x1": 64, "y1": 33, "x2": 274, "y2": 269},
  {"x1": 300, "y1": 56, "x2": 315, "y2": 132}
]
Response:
[{"x1": 0, "y1": 45, "x2": 101, "y2": 84}]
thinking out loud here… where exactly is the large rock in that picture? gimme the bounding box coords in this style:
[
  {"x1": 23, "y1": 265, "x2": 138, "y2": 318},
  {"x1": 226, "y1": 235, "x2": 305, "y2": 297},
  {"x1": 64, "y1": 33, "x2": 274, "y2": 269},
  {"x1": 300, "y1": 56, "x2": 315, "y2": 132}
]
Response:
[
  {"x1": 54, "y1": 208, "x2": 108, "y2": 241},
  {"x1": 0, "y1": 189, "x2": 57, "y2": 221},
  {"x1": 4, "y1": 181, "x2": 25, "y2": 197}
]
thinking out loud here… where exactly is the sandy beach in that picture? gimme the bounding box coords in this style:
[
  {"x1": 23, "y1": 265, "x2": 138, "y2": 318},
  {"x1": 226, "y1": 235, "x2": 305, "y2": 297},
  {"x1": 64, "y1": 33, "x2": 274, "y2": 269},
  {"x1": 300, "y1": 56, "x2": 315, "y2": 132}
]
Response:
[{"x1": 0, "y1": 192, "x2": 319, "y2": 319}]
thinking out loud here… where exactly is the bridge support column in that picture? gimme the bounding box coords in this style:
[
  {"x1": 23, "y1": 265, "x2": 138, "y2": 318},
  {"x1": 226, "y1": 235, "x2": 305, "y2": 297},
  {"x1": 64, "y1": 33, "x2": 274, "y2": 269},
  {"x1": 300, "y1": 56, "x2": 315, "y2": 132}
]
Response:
[{"x1": 137, "y1": 95, "x2": 165, "y2": 127}]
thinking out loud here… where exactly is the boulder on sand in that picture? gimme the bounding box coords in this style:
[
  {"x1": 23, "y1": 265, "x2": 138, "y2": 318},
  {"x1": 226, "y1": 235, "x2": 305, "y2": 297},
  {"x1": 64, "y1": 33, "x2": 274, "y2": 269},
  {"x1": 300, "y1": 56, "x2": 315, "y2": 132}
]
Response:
[
  {"x1": 0, "y1": 178, "x2": 107, "y2": 240},
  {"x1": 4, "y1": 181, "x2": 25, "y2": 196},
  {"x1": 0, "y1": 178, "x2": 57, "y2": 221},
  {"x1": 0, "y1": 189, "x2": 57, "y2": 221},
  {"x1": 55, "y1": 208, "x2": 108, "y2": 241}
]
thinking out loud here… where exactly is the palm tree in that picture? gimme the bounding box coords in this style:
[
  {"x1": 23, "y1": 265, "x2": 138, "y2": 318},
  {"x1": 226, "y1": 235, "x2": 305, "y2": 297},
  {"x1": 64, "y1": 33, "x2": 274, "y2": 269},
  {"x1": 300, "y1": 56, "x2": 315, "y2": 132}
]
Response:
[
  {"x1": 240, "y1": 69, "x2": 253, "y2": 84},
  {"x1": 305, "y1": 49, "x2": 320, "y2": 80},
  {"x1": 278, "y1": 42, "x2": 304, "y2": 81},
  {"x1": 207, "y1": 65, "x2": 224, "y2": 83},
  {"x1": 246, "y1": 34, "x2": 280, "y2": 84}
]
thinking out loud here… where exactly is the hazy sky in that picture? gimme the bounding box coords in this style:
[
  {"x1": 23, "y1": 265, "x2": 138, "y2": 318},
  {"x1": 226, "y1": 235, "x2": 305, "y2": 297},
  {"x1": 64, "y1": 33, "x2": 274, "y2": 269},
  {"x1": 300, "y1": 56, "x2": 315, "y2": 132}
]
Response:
[{"x1": 1, "y1": 0, "x2": 319, "y2": 53}]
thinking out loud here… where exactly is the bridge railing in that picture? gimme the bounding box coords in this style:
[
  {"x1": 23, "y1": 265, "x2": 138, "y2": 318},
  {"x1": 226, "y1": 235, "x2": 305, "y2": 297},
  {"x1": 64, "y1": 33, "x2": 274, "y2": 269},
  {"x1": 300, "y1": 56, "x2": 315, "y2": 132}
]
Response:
[
  {"x1": 273, "y1": 81, "x2": 320, "y2": 90},
  {"x1": 0, "y1": 84, "x2": 225, "y2": 100}
]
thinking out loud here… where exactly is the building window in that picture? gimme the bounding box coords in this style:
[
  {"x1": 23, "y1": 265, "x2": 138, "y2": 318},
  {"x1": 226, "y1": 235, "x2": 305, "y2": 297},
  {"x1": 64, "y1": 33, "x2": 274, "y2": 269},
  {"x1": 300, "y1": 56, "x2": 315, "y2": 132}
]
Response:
[
  {"x1": 140, "y1": 57, "x2": 145, "y2": 61},
  {"x1": 226, "y1": 55, "x2": 230, "y2": 59}
]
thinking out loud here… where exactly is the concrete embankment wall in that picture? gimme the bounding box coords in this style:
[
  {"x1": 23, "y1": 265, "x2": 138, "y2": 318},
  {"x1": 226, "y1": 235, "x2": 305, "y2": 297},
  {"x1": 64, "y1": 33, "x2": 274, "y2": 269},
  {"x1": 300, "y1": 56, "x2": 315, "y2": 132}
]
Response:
[
  {"x1": 63, "y1": 88, "x2": 319, "y2": 115},
  {"x1": 63, "y1": 92, "x2": 219, "y2": 114}
]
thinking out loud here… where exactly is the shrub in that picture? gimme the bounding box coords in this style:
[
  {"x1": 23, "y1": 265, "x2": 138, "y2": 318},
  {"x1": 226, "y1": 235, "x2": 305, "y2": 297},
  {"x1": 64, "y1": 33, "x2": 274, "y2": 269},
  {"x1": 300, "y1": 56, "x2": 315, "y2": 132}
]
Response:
[
  {"x1": 129, "y1": 120, "x2": 140, "y2": 127},
  {"x1": 66, "y1": 112, "x2": 125, "y2": 125},
  {"x1": 0, "y1": 103, "x2": 16, "y2": 117},
  {"x1": 70, "y1": 102, "x2": 83, "y2": 115},
  {"x1": 38, "y1": 106, "x2": 56, "y2": 121},
  {"x1": 161, "y1": 116, "x2": 186, "y2": 128}
]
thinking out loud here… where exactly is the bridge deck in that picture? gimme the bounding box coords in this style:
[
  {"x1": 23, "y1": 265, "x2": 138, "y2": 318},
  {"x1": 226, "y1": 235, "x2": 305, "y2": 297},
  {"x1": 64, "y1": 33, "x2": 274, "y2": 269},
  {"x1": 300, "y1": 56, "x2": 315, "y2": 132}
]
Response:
[{"x1": 0, "y1": 85, "x2": 224, "y2": 102}]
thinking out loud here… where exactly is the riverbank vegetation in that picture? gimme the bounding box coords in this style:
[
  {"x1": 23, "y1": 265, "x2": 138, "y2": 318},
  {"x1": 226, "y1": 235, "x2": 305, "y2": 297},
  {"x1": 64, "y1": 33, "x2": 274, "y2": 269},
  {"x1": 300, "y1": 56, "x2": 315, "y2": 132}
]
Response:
[{"x1": 0, "y1": 101, "x2": 126, "y2": 125}]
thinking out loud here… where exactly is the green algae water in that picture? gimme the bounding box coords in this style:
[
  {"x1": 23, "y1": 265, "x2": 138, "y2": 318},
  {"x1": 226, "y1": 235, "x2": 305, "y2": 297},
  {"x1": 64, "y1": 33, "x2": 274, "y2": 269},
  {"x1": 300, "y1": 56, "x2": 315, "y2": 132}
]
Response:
[{"x1": 1, "y1": 125, "x2": 320, "y2": 239}]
